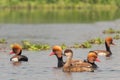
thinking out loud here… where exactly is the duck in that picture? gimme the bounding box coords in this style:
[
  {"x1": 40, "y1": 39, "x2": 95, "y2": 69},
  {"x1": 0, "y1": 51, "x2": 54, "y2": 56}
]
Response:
[
  {"x1": 10, "y1": 43, "x2": 28, "y2": 62},
  {"x1": 84, "y1": 51, "x2": 100, "y2": 69},
  {"x1": 49, "y1": 45, "x2": 65, "y2": 68},
  {"x1": 93, "y1": 37, "x2": 114, "y2": 57},
  {"x1": 63, "y1": 49, "x2": 94, "y2": 72}
]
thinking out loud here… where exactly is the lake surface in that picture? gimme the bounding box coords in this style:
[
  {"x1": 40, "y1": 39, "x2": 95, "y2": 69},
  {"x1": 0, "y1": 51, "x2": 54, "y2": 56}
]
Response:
[
  {"x1": 0, "y1": 9, "x2": 120, "y2": 24},
  {"x1": 0, "y1": 20, "x2": 120, "y2": 80}
]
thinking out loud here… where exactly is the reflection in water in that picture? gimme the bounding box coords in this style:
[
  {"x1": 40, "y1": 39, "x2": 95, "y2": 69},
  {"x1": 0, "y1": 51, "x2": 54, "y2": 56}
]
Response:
[
  {"x1": 11, "y1": 62, "x2": 22, "y2": 66},
  {"x1": 0, "y1": 9, "x2": 120, "y2": 24},
  {"x1": 52, "y1": 67, "x2": 73, "y2": 80},
  {"x1": 106, "y1": 57, "x2": 111, "y2": 60}
]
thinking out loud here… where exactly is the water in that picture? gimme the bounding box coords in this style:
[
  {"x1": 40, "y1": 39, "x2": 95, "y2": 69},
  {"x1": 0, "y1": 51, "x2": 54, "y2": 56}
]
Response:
[
  {"x1": 0, "y1": 20, "x2": 120, "y2": 80},
  {"x1": 0, "y1": 9, "x2": 120, "y2": 24}
]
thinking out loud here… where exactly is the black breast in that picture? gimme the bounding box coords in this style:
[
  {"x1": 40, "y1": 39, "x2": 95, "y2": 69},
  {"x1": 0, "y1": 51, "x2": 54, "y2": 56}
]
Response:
[{"x1": 84, "y1": 59, "x2": 98, "y2": 69}]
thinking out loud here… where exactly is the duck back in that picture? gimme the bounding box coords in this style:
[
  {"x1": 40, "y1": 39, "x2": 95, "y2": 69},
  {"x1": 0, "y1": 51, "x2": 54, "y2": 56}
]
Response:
[
  {"x1": 63, "y1": 65, "x2": 94, "y2": 72},
  {"x1": 19, "y1": 55, "x2": 28, "y2": 62}
]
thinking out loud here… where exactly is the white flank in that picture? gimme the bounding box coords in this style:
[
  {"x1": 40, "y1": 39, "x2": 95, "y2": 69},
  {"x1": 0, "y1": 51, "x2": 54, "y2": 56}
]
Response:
[
  {"x1": 98, "y1": 52, "x2": 106, "y2": 56},
  {"x1": 11, "y1": 58, "x2": 19, "y2": 62}
]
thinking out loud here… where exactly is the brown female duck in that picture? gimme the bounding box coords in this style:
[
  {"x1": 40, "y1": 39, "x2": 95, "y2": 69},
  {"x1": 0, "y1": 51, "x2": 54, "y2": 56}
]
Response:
[{"x1": 63, "y1": 49, "x2": 94, "y2": 72}]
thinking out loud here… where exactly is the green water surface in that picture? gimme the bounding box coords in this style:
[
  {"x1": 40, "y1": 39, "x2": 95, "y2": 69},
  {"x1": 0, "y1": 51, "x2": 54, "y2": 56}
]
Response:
[{"x1": 0, "y1": 9, "x2": 120, "y2": 24}]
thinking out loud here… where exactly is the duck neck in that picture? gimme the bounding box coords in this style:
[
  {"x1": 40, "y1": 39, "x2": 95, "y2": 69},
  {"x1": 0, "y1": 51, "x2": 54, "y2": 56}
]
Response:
[
  {"x1": 86, "y1": 59, "x2": 98, "y2": 69},
  {"x1": 105, "y1": 41, "x2": 112, "y2": 56},
  {"x1": 56, "y1": 56, "x2": 64, "y2": 68},
  {"x1": 17, "y1": 50, "x2": 22, "y2": 55},
  {"x1": 87, "y1": 59, "x2": 94, "y2": 64},
  {"x1": 64, "y1": 56, "x2": 72, "y2": 68}
]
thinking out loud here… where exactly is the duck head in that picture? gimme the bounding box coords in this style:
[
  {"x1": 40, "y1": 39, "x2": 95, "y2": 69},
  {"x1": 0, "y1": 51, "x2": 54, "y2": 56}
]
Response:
[
  {"x1": 49, "y1": 45, "x2": 63, "y2": 58},
  {"x1": 105, "y1": 37, "x2": 114, "y2": 46},
  {"x1": 10, "y1": 43, "x2": 22, "y2": 55},
  {"x1": 64, "y1": 49, "x2": 73, "y2": 58},
  {"x1": 87, "y1": 51, "x2": 100, "y2": 63}
]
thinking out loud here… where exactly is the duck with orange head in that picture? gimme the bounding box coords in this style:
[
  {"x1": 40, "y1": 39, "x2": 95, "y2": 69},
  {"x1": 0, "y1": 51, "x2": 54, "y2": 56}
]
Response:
[
  {"x1": 93, "y1": 37, "x2": 114, "y2": 57},
  {"x1": 10, "y1": 43, "x2": 28, "y2": 62},
  {"x1": 84, "y1": 51, "x2": 100, "y2": 69},
  {"x1": 49, "y1": 45, "x2": 65, "y2": 68}
]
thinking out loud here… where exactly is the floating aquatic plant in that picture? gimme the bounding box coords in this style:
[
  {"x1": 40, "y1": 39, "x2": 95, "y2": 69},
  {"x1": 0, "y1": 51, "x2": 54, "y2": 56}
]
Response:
[
  {"x1": 88, "y1": 37, "x2": 104, "y2": 44},
  {"x1": 72, "y1": 43, "x2": 80, "y2": 48},
  {"x1": 79, "y1": 41, "x2": 92, "y2": 48},
  {"x1": 103, "y1": 28, "x2": 120, "y2": 34},
  {"x1": 21, "y1": 40, "x2": 31, "y2": 49},
  {"x1": 0, "y1": 38, "x2": 7, "y2": 44},
  {"x1": 103, "y1": 28, "x2": 115, "y2": 34},
  {"x1": 21, "y1": 40, "x2": 50, "y2": 51},
  {"x1": 113, "y1": 35, "x2": 120, "y2": 40},
  {"x1": 60, "y1": 43, "x2": 67, "y2": 50}
]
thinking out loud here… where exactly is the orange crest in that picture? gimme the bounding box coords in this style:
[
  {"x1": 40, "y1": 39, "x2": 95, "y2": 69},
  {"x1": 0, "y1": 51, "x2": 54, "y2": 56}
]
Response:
[
  {"x1": 87, "y1": 52, "x2": 97, "y2": 58},
  {"x1": 52, "y1": 45, "x2": 62, "y2": 52},
  {"x1": 11, "y1": 43, "x2": 22, "y2": 50},
  {"x1": 105, "y1": 37, "x2": 113, "y2": 42}
]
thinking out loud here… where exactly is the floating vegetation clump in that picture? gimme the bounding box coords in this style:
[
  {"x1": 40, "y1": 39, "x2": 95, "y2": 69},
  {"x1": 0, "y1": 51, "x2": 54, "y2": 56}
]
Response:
[
  {"x1": 21, "y1": 40, "x2": 50, "y2": 51},
  {"x1": 79, "y1": 41, "x2": 92, "y2": 48},
  {"x1": 0, "y1": 38, "x2": 7, "y2": 44},
  {"x1": 11, "y1": 34, "x2": 120, "y2": 51},
  {"x1": 103, "y1": 28, "x2": 115, "y2": 34},
  {"x1": 103, "y1": 28, "x2": 120, "y2": 34},
  {"x1": 71, "y1": 37, "x2": 104, "y2": 49},
  {"x1": 88, "y1": 37, "x2": 104, "y2": 44},
  {"x1": 113, "y1": 35, "x2": 120, "y2": 40},
  {"x1": 72, "y1": 43, "x2": 81, "y2": 48},
  {"x1": 71, "y1": 41, "x2": 92, "y2": 49},
  {"x1": 60, "y1": 43, "x2": 67, "y2": 50}
]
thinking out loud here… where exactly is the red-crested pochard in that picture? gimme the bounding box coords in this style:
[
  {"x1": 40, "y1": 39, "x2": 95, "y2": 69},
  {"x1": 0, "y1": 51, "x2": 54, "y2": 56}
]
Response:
[
  {"x1": 84, "y1": 51, "x2": 100, "y2": 69},
  {"x1": 10, "y1": 43, "x2": 28, "y2": 62},
  {"x1": 49, "y1": 45, "x2": 65, "y2": 68},
  {"x1": 93, "y1": 37, "x2": 114, "y2": 57}
]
